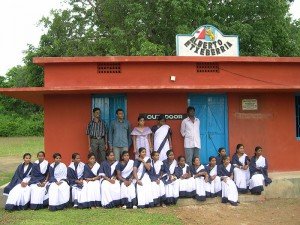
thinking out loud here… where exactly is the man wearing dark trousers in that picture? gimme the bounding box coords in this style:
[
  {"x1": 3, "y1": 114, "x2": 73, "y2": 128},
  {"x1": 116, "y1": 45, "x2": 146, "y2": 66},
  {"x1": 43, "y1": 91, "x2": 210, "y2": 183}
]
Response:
[
  {"x1": 86, "y1": 107, "x2": 108, "y2": 163},
  {"x1": 180, "y1": 106, "x2": 201, "y2": 166},
  {"x1": 108, "y1": 108, "x2": 131, "y2": 161}
]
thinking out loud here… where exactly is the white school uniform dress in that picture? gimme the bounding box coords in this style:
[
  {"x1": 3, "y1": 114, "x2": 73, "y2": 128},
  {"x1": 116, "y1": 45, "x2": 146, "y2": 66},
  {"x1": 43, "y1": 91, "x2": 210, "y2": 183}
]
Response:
[
  {"x1": 152, "y1": 124, "x2": 172, "y2": 161},
  {"x1": 29, "y1": 160, "x2": 49, "y2": 209},
  {"x1": 175, "y1": 164, "x2": 196, "y2": 197},
  {"x1": 232, "y1": 153, "x2": 250, "y2": 193},
  {"x1": 191, "y1": 164, "x2": 206, "y2": 201},
  {"x1": 134, "y1": 157, "x2": 154, "y2": 208},
  {"x1": 100, "y1": 160, "x2": 121, "y2": 208},
  {"x1": 81, "y1": 162, "x2": 101, "y2": 208},
  {"x1": 68, "y1": 162, "x2": 87, "y2": 208},
  {"x1": 204, "y1": 164, "x2": 221, "y2": 197},
  {"x1": 162, "y1": 159, "x2": 179, "y2": 204},
  {"x1": 249, "y1": 156, "x2": 267, "y2": 193},
  {"x1": 48, "y1": 162, "x2": 70, "y2": 211},
  {"x1": 131, "y1": 127, "x2": 152, "y2": 159},
  {"x1": 117, "y1": 160, "x2": 137, "y2": 208},
  {"x1": 4, "y1": 163, "x2": 32, "y2": 211},
  {"x1": 218, "y1": 163, "x2": 238, "y2": 205},
  {"x1": 150, "y1": 160, "x2": 166, "y2": 205}
]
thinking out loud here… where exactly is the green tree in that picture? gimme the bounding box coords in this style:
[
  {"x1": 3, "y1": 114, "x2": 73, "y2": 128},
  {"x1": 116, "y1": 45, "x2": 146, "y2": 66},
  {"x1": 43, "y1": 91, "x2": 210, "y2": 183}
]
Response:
[
  {"x1": 29, "y1": 0, "x2": 299, "y2": 59},
  {"x1": 17, "y1": 0, "x2": 299, "y2": 88},
  {"x1": 0, "y1": 66, "x2": 43, "y2": 137}
]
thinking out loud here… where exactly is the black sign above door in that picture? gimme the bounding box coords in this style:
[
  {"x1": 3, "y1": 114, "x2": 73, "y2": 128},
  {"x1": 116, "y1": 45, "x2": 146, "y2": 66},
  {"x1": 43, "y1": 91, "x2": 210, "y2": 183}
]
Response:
[{"x1": 140, "y1": 113, "x2": 187, "y2": 120}]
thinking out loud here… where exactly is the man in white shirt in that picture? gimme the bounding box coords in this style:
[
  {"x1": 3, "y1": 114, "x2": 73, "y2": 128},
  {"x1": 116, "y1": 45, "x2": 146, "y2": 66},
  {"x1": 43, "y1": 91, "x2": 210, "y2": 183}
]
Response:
[{"x1": 180, "y1": 106, "x2": 201, "y2": 166}]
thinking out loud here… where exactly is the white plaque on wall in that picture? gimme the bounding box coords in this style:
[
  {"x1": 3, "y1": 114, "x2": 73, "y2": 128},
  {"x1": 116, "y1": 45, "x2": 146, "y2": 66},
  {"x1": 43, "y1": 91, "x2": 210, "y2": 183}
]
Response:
[{"x1": 242, "y1": 99, "x2": 258, "y2": 111}]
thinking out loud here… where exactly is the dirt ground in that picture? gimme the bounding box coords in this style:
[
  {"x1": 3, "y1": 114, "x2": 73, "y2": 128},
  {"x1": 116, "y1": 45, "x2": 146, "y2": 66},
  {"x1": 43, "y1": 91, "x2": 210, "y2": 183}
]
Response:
[
  {"x1": 148, "y1": 198, "x2": 300, "y2": 225},
  {"x1": 0, "y1": 197, "x2": 299, "y2": 225},
  {"x1": 0, "y1": 156, "x2": 21, "y2": 174},
  {"x1": 0, "y1": 156, "x2": 20, "y2": 207}
]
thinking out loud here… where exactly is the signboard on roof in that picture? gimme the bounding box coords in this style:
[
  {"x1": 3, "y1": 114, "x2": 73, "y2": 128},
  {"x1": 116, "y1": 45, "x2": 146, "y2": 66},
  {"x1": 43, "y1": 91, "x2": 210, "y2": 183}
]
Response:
[{"x1": 176, "y1": 25, "x2": 239, "y2": 56}]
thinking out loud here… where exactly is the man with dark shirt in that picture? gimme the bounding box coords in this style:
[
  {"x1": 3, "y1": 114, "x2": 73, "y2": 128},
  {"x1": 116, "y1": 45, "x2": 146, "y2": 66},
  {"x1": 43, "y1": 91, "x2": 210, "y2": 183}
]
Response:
[{"x1": 108, "y1": 108, "x2": 131, "y2": 161}]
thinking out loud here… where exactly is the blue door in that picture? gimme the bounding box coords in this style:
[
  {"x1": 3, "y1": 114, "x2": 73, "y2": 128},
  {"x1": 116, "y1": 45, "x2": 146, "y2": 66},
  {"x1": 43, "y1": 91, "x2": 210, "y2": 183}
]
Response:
[
  {"x1": 92, "y1": 94, "x2": 127, "y2": 126},
  {"x1": 188, "y1": 94, "x2": 228, "y2": 164}
]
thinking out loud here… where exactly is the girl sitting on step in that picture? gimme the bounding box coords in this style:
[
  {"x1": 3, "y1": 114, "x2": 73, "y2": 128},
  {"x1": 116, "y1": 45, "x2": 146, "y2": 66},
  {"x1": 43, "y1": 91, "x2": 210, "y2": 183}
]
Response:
[
  {"x1": 232, "y1": 144, "x2": 250, "y2": 193},
  {"x1": 205, "y1": 156, "x2": 222, "y2": 198},
  {"x1": 249, "y1": 146, "x2": 272, "y2": 195},
  {"x1": 29, "y1": 151, "x2": 49, "y2": 210},
  {"x1": 174, "y1": 156, "x2": 196, "y2": 198},
  {"x1": 48, "y1": 153, "x2": 70, "y2": 211},
  {"x1": 190, "y1": 156, "x2": 207, "y2": 201},
  {"x1": 218, "y1": 155, "x2": 239, "y2": 206},
  {"x1": 4, "y1": 153, "x2": 32, "y2": 211}
]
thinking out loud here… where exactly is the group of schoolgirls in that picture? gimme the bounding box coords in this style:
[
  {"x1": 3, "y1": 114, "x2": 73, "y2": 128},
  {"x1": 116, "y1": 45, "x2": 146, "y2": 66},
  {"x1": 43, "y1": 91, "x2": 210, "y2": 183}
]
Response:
[
  {"x1": 3, "y1": 143, "x2": 272, "y2": 211},
  {"x1": 215, "y1": 144, "x2": 272, "y2": 206}
]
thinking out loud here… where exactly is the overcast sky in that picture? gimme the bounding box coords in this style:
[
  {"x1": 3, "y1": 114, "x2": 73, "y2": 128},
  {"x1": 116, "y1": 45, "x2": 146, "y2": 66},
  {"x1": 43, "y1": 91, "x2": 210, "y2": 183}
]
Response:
[{"x1": 0, "y1": 0, "x2": 300, "y2": 76}]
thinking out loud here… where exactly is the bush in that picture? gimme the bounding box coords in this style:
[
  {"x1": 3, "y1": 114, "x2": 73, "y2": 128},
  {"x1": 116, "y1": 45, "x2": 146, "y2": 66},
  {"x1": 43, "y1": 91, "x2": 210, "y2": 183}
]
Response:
[{"x1": 0, "y1": 113, "x2": 44, "y2": 136}]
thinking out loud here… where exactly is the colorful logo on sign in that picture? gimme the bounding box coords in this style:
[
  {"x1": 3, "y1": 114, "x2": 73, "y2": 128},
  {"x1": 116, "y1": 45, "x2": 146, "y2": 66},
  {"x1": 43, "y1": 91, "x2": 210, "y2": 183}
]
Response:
[
  {"x1": 176, "y1": 25, "x2": 239, "y2": 56},
  {"x1": 196, "y1": 26, "x2": 216, "y2": 41}
]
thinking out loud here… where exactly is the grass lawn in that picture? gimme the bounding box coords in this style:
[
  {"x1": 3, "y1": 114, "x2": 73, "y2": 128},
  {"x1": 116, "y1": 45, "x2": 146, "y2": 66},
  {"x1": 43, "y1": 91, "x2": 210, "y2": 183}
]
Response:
[
  {"x1": 0, "y1": 136, "x2": 44, "y2": 157},
  {"x1": 1, "y1": 199, "x2": 300, "y2": 225},
  {"x1": 0, "y1": 172, "x2": 13, "y2": 187},
  {"x1": 0, "y1": 137, "x2": 44, "y2": 186},
  {"x1": 0, "y1": 207, "x2": 182, "y2": 225}
]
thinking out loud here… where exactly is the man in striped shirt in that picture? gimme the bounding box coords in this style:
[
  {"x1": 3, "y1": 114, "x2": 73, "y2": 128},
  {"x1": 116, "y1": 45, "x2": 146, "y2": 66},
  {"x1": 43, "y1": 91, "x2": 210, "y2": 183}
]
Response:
[{"x1": 86, "y1": 107, "x2": 108, "y2": 162}]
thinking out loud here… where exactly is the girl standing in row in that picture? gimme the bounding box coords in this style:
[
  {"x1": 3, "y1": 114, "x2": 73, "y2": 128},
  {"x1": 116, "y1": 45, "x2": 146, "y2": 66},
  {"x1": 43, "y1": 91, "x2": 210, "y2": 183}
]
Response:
[
  {"x1": 131, "y1": 116, "x2": 152, "y2": 159},
  {"x1": 151, "y1": 115, "x2": 172, "y2": 161}
]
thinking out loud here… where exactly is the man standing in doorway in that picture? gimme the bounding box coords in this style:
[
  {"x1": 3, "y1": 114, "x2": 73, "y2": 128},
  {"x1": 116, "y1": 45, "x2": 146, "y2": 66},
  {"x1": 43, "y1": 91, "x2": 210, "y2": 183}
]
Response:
[
  {"x1": 86, "y1": 107, "x2": 108, "y2": 163},
  {"x1": 180, "y1": 106, "x2": 201, "y2": 166},
  {"x1": 108, "y1": 108, "x2": 131, "y2": 161}
]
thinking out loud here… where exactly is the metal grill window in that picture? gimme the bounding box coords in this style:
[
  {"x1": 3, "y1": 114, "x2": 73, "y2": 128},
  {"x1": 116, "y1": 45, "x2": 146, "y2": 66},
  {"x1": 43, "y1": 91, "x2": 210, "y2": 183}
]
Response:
[
  {"x1": 98, "y1": 63, "x2": 121, "y2": 74},
  {"x1": 296, "y1": 96, "x2": 300, "y2": 138},
  {"x1": 196, "y1": 62, "x2": 219, "y2": 73}
]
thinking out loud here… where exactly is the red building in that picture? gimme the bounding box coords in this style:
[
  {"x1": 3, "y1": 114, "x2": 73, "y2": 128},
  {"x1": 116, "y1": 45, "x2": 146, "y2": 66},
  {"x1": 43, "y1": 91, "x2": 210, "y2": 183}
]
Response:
[{"x1": 1, "y1": 56, "x2": 300, "y2": 172}]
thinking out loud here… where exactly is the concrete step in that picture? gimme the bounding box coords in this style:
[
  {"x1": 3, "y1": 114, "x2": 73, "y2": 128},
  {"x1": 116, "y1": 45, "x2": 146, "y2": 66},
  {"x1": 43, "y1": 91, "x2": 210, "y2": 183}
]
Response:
[{"x1": 264, "y1": 171, "x2": 300, "y2": 199}]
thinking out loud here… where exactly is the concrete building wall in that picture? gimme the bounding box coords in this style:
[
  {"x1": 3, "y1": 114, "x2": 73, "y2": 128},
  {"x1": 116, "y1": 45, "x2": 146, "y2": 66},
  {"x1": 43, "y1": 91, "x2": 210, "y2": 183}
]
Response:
[
  {"x1": 43, "y1": 61, "x2": 300, "y2": 91},
  {"x1": 228, "y1": 93, "x2": 300, "y2": 171},
  {"x1": 44, "y1": 94, "x2": 91, "y2": 163},
  {"x1": 43, "y1": 92, "x2": 300, "y2": 171}
]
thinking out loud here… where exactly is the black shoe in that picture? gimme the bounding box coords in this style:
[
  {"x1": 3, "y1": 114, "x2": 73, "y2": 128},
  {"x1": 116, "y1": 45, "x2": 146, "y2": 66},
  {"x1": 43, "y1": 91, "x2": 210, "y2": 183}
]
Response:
[{"x1": 230, "y1": 202, "x2": 238, "y2": 206}]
